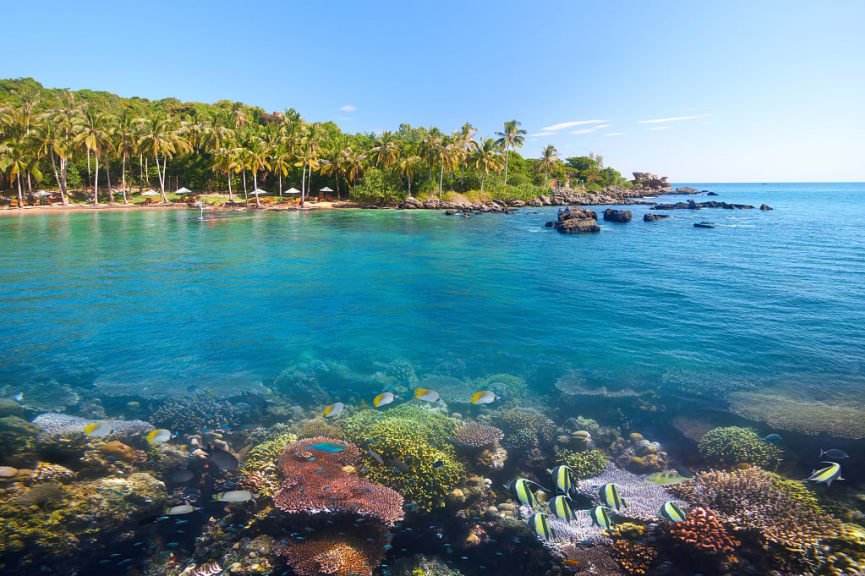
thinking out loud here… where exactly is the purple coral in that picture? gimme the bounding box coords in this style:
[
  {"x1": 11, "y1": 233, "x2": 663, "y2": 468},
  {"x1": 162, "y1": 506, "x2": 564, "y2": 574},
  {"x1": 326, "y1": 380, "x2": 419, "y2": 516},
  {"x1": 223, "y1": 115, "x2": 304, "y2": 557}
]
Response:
[
  {"x1": 453, "y1": 422, "x2": 504, "y2": 449},
  {"x1": 32, "y1": 413, "x2": 154, "y2": 438}
]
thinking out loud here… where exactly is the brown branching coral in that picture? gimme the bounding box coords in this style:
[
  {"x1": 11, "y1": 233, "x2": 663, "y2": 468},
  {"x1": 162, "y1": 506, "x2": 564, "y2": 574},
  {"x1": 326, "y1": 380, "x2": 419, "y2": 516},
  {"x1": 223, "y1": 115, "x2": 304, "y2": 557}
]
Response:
[
  {"x1": 273, "y1": 437, "x2": 403, "y2": 525},
  {"x1": 555, "y1": 543, "x2": 625, "y2": 575},
  {"x1": 671, "y1": 466, "x2": 840, "y2": 561},
  {"x1": 669, "y1": 507, "x2": 739, "y2": 554},
  {"x1": 611, "y1": 539, "x2": 657, "y2": 576},
  {"x1": 453, "y1": 422, "x2": 503, "y2": 449},
  {"x1": 276, "y1": 528, "x2": 387, "y2": 576}
]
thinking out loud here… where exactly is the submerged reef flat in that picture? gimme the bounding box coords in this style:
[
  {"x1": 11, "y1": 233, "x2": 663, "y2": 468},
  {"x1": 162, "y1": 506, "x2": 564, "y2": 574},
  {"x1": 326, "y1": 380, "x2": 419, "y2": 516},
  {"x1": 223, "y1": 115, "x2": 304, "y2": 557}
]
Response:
[{"x1": 0, "y1": 358, "x2": 863, "y2": 576}]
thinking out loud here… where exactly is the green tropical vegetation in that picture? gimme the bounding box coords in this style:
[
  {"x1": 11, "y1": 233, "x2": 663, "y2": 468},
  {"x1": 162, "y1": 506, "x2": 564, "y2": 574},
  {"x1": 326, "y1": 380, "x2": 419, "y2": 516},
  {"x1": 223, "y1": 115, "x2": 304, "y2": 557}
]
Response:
[{"x1": 0, "y1": 78, "x2": 630, "y2": 208}]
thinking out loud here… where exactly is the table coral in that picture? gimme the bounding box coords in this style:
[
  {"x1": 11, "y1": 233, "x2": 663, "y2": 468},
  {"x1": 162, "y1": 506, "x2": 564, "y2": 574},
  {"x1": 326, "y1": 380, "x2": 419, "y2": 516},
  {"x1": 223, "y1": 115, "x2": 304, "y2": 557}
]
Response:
[
  {"x1": 728, "y1": 390, "x2": 865, "y2": 439},
  {"x1": 276, "y1": 529, "x2": 387, "y2": 576}
]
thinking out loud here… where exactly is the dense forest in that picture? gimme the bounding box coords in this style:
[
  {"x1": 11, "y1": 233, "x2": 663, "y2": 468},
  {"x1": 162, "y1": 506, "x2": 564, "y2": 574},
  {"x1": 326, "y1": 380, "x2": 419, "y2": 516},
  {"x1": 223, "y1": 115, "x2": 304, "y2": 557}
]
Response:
[{"x1": 0, "y1": 78, "x2": 629, "y2": 207}]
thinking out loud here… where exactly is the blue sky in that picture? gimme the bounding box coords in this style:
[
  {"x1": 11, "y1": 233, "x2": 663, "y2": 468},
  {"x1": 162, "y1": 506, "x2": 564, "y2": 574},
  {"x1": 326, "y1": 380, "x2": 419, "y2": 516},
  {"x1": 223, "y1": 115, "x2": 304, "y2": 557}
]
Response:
[{"x1": 3, "y1": 1, "x2": 863, "y2": 181}]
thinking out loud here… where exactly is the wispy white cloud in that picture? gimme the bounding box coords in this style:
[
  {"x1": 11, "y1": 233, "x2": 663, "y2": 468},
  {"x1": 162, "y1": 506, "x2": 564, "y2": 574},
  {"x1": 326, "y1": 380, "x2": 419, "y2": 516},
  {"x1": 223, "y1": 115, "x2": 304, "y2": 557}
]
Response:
[
  {"x1": 529, "y1": 131, "x2": 556, "y2": 137},
  {"x1": 339, "y1": 104, "x2": 357, "y2": 112},
  {"x1": 543, "y1": 119, "x2": 606, "y2": 131},
  {"x1": 605, "y1": 132, "x2": 626, "y2": 137},
  {"x1": 637, "y1": 114, "x2": 713, "y2": 124},
  {"x1": 647, "y1": 126, "x2": 671, "y2": 131},
  {"x1": 569, "y1": 124, "x2": 610, "y2": 135}
]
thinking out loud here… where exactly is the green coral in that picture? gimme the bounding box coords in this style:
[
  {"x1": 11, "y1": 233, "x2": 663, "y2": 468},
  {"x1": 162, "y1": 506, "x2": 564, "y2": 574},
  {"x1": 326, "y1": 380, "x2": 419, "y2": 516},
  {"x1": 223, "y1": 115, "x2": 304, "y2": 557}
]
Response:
[
  {"x1": 341, "y1": 405, "x2": 463, "y2": 513},
  {"x1": 495, "y1": 407, "x2": 556, "y2": 448},
  {"x1": 0, "y1": 416, "x2": 39, "y2": 457},
  {"x1": 475, "y1": 373, "x2": 527, "y2": 400},
  {"x1": 242, "y1": 432, "x2": 298, "y2": 472},
  {"x1": 554, "y1": 449, "x2": 607, "y2": 479},
  {"x1": 698, "y1": 426, "x2": 782, "y2": 469}
]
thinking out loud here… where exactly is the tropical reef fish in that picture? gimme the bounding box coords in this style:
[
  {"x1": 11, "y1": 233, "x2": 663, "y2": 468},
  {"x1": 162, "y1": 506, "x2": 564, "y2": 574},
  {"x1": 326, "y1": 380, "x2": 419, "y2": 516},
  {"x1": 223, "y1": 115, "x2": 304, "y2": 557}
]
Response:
[
  {"x1": 165, "y1": 504, "x2": 198, "y2": 515},
  {"x1": 589, "y1": 506, "x2": 613, "y2": 528},
  {"x1": 13, "y1": 392, "x2": 23, "y2": 402},
  {"x1": 309, "y1": 442, "x2": 346, "y2": 453},
  {"x1": 599, "y1": 483, "x2": 628, "y2": 511},
  {"x1": 674, "y1": 466, "x2": 695, "y2": 479},
  {"x1": 549, "y1": 465, "x2": 574, "y2": 495},
  {"x1": 432, "y1": 460, "x2": 443, "y2": 468},
  {"x1": 213, "y1": 490, "x2": 256, "y2": 503},
  {"x1": 391, "y1": 459, "x2": 409, "y2": 473},
  {"x1": 84, "y1": 421, "x2": 114, "y2": 438},
  {"x1": 763, "y1": 433, "x2": 783, "y2": 444},
  {"x1": 550, "y1": 495, "x2": 576, "y2": 523},
  {"x1": 414, "y1": 388, "x2": 440, "y2": 402},
  {"x1": 507, "y1": 478, "x2": 542, "y2": 508},
  {"x1": 659, "y1": 501, "x2": 687, "y2": 522},
  {"x1": 368, "y1": 447, "x2": 385, "y2": 465},
  {"x1": 807, "y1": 462, "x2": 844, "y2": 486},
  {"x1": 165, "y1": 469, "x2": 194, "y2": 484},
  {"x1": 820, "y1": 449, "x2": 849, "y2": 461},
  {"x1": 646, "y1": 470, "x2": 688, "y2": 487},
  {"x1": 323, "y1": 402, "x2": 345, "y2": 418},
  {"x1": 471, "y1": 390, "x2": 497, "y2": 405},
  {"x1": 373, "y1": 392, "x2": 395, "y2": 407},
  {"x1": 146, "y1": 429, "x2": 172, "y2": 444},
  {"x1": 527, "y1": 512, "x2": 553, "y2": 541},
  {"x1": 207, "y1": 448, "x2": 238, "y2": 471}
]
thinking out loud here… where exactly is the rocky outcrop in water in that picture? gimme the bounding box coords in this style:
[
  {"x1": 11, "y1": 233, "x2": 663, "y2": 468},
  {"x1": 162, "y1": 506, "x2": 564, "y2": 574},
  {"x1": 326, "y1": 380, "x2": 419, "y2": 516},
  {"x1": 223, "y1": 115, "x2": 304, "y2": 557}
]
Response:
[
  {"x1": 546, "y1": 207, "x2": 600, "y2": 234},
  {"x1": 603, "y1": 209, "x2": 632, "y2": 223},
  {"x1": 760, "y1": 204, "x2": 773, "y2": 211},
  {"x1": 652, "y1": 200, "x2": 755, "y2": 211},
  {"x1": 643, "y1": 213, "x2": 669, "y2": 222},
  {"x1": 674, "y1": 186, "x2": 700, "y2": 194},
  {"x1": 632, "y1": 172, "x2": 671, "y2": 192}
]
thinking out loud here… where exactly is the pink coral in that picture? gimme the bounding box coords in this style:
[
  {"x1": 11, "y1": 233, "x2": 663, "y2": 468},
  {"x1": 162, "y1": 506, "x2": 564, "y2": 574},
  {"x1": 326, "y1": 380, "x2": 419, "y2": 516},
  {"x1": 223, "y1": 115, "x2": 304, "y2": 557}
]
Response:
[{"x1": 273, "y1": 437, "x2": 403, "y2": 525}]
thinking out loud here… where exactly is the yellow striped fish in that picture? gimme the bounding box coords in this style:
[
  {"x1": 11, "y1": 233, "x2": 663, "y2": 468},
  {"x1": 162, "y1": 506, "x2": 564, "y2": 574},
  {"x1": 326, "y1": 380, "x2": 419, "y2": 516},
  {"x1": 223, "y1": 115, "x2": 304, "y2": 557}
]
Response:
[
  {"x1": 659, "y1": 501, "x2": 687, "y2": 522},
  {"x1": 414, "y1": 388, "x2": 440, "y2": 402},
  {"x1": 550, "y1": 495, "x2": 576, "y2": 523},
  {"x1": 599, "y1": 483, "x2": 628, "y2": 511},
  {"x1": 589, "y1": 506, "x2": 613, "y2": 528},
  {"x1": 509, "y1": 478, "x2": 539, "y2": 508},
  {"x1": 146, "y1": 429, "x2": 172, "y2": 444},
  {"x1": 807, "y1": 462, "x2": 844, "y2": 487},
  {"x1": 527, "y1": 512, "x2": 553, "y2": 541},
  {"x1": 373, "y1": 392, "x2": 395, "y2": 407},
  {"x1": 549, "y1": 465, "x2": 574, "y2": 495},
  {"x1": 83, "y1": 421, "x2": 113, "y2": 437},
  {"x1": 322, "y1": 402, "x2": 345, "y2": 418}
]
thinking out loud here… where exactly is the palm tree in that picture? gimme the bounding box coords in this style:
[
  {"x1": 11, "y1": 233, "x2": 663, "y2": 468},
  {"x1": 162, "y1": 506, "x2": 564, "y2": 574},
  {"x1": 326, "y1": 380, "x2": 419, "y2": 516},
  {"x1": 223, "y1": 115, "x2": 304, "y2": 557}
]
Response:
[
  {"x1": 270, "y1": 143, "x2": 293, "y2": 201},
  {"x1": 398, "y1": 153, "x2": 422, "y2": 196},
  {"x1": 138, "y1": 114, "x2": 190, "y2": 202},
  {"x1": 344, "y1": 148, "x2": 364, "y2": 188},
  {"x1": 494, "y1": 120, "x2": 527, "y2": 185},
  {"x1": 31, "y1": 115, "x2": 70, "y2": 205},
  {"x1": 457, "y1": 123, "x2": 478, "y2": 188},
  {"x1": 369, "y1": 134, "x2": 400, "y2": 169},
  {"x1": 74, "y1": 109, "x2": 113, "y2": 205},
  {"x1": 539, "y1": 144, "x2": 560, "y2": 187},
  {"x1": 245, "y1": 139, "x2": 271, "y2": 208},
  {"x1": 473, "y1": 138, "x2": 505, "y2": 191},
  {"x1": 115, "y1": 109, "x2": 136, "y2": 203},
  {"x1": 0, "y1": 139, "x2": 38, "y2": 207},
  {"x1": 213, "y1": 147, "x2": 240, "y2": 201}
]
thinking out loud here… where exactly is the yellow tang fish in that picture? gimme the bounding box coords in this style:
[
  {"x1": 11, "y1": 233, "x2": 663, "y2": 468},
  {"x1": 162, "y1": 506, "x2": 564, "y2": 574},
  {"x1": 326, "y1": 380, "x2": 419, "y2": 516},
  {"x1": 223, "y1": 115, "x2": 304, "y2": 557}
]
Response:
[
  {"x1": 414, "y1": 388, "x2": 440, "y2": 402},
  {"x1": 323, "y1": 402, "x2": 345, "y2": 418},
  {"x1": 471, "y1": 390, "x2": 497, "y2": 405},
  {"x1": 373, "y1": 392, "x2": 395, "y2": 407}
]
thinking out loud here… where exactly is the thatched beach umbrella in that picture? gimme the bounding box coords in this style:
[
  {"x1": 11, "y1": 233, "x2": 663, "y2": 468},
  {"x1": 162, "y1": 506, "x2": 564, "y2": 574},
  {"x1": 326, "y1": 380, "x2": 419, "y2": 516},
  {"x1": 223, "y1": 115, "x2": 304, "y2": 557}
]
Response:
[
  {"x1": 175, "y1": 187, "x2": 193, "y2": 195},
  {"x1": 142, "y1": 190, "x2": 159, "y2": 197},
  {"x1": 284, "y1": 187, "x2": 301, "y2": 195}
]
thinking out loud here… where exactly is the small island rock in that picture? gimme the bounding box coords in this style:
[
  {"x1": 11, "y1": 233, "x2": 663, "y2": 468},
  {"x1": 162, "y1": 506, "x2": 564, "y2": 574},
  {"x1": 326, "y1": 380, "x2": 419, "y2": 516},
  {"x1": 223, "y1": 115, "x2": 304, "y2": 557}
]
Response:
[
  {"x1": 603, "y1": 208, "x2": 632, "y2": 223},
  {"x1": 643, "y1": 213, "x2": 669, "y2": 222}
]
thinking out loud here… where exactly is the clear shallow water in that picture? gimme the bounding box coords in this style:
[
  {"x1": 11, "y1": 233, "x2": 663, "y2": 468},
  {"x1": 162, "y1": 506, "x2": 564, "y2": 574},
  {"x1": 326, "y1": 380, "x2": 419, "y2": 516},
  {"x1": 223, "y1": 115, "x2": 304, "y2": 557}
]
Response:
[{"x1": 1, "y1": 183, "x2": 864, "y2": 412}]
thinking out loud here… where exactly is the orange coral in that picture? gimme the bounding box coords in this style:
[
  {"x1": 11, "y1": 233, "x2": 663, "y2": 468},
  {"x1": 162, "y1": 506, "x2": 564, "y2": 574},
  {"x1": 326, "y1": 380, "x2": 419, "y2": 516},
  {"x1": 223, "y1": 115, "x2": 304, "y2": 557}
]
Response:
[
  {"x1": 670, "y1": 507, "x2": 739, "y2": 554},
  {"x1": 99, "y1": 441, "x2": 146, "y2": 463},
  {"x1": 610, "y1": 539, "x2": 657, "y2": 576},
  {"x1": 276, "y1": 531, "x2": 386, "y2": 576}
]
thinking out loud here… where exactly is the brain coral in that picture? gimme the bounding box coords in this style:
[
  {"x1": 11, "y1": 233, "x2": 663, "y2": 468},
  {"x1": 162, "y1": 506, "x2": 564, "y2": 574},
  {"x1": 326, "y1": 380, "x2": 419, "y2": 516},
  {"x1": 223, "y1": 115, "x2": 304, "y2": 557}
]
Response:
[{"x1": 698, "y1": 426, "x2": 782, "y2": 470}]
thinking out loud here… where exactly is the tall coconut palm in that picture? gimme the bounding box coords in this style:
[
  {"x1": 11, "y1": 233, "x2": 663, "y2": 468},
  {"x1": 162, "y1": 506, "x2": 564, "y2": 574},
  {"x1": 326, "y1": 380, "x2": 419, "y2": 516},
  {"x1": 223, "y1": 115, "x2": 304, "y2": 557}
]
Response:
[
  {"x1": 245, "y1": 139, "x2": 271, "y2": 208},
  {"x1": 344, "y1": 148, "x2": 364, "y2": 188},
  {"x1": 31, "y1": 115, "x2": 70, "y2": 205},
  {"x1": 270, "y1": 143, "x2": 293, "y2": 201},
  {"x1": 0, "y1": 139, "x2": 39, "y2": 207},
  {"x1": 368, "y1": 134, "x2": 399, "y2": 169},
  {"x1": 213, "y1": 147, "x2": 240, "y2": 201},
  {"x1": 473, "y1": 138, "x2": 505, "y2": 191},
  {"x1": 114, "y1": 109, "x2": 136, "y2": 204},
  {"x1": 137, "y1": 114, "x2": 190, "y2": 202},
  {"x1": 494, "y1": 120, "x2": 527, "y2": 185},
  {"x1": 457, "y1": 122, "x2": 479, "y2": 189},
  {"x1": 74, "y1": 109, "x2": 113, "y2": 205},
  {"x1": 539, "y1": 144, "x2": 560, "y2": 187},
  {"x1": 398, "y1": 153, "x2": 422, "y2": 196}
]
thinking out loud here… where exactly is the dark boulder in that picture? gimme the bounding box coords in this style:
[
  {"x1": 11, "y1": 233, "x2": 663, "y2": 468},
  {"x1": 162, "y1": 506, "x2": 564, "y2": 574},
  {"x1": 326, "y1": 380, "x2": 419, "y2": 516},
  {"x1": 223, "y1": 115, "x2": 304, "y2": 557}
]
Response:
[
  {"x1": 643, "y1": 213, "x2": 669, "y2": 222},
  {"x1": 603, "y1": 209, "x2": 632, "y2": 223},
  {"x1": 675, "y1": 186, "x2": 700, "y2": 194},
  {"x1": 706, "y1": 191, "x2": 718, "y2": 196},
  {"x1": 693, "y1": 222, "x2": 714, "y2": 228},
  {"x1": 760, "y1": 204, "x2": 773, "y2": 211},
  {"x1": 547, "y1": 207, "x2": 600, "y2": 234}
]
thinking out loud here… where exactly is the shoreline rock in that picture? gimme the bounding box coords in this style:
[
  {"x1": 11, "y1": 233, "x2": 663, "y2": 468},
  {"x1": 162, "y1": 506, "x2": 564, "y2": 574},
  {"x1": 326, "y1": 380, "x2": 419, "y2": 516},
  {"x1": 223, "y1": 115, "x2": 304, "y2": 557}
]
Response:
[
  {"x1": 643, "y1": 213, "x2": 669, "y2": 222},
  {"x1": 547, "y1": 207, "x2": 600, "y2": 234},
  {"x1": 652, "y1": 200, "x2": 755, "y2": 211},
  {"x1": 603, "y1": 209, "x2": 632, "y2": 223}
]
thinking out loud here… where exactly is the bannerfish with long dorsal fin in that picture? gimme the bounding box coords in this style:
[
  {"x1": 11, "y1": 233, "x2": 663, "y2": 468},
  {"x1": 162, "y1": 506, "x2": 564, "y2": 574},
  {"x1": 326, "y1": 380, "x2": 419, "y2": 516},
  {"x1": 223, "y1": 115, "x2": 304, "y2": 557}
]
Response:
[
  {"x1": 507, "y1": 478, "x2": 544, "y2": 508},
  {"x1": 527, "y1": 512, "x2": 553, "y2": 541},
  {"x1": 471, "y1": 390, "x2": 496, "y2": 405},
  {"x1": 599, "y1": 483, "x2": 628, "y2": 511},
  {"x1": 808, "y1": 462, "x2": 844, "y2": 486},
  {"x1": 589, "y1": 506, "x2": 613, "y2": 528},
  {"x1": 213, "y1": 490, "x2": 256, "y2": 503},
  {"x1": 414, "y1": 388, "x2": 440, "y2": 402},
  {"x1": 373, "y1": 392, "x2": 395, "y2": 407},
  {"x1": 550, "y1": 495, "x2": 576, "y2": 523},
  {"x1": 323, "y1": 402, "x2": 345, "y2": 418},
  {"x1": 549, "y1": 465, "x2": 575, "y2": 495},
  {"x1": 146, "y1": 429, "x2": 172, "y2": 444},
  {"x1": 659, "y1": 501, "x2": 687, "y2": 522}
]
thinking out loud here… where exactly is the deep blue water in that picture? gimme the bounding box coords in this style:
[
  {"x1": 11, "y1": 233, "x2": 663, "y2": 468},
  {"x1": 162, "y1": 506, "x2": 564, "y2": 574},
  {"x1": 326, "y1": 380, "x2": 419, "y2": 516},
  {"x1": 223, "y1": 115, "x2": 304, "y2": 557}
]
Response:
[{"x1": 1, "y1": 183, "x2": 863, "y2": 417}]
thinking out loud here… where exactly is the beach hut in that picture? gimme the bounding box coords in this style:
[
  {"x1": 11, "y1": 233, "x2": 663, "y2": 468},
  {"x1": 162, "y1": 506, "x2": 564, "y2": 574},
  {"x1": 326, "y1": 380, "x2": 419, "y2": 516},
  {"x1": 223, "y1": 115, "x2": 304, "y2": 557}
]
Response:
[
  {"x1": 320, "y1": 186, "x2": 333, "y2": 201},
  {"x1": 34, "y1": 190, "x2": 52, "y2": 204}
]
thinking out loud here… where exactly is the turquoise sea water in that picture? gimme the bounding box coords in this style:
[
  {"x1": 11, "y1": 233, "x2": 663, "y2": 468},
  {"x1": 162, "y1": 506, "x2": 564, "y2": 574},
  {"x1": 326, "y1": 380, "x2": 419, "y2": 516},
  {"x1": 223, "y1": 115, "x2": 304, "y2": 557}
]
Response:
[{"x1": 1, "y1": 183, "x2": 864, "y2": 417}]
